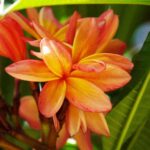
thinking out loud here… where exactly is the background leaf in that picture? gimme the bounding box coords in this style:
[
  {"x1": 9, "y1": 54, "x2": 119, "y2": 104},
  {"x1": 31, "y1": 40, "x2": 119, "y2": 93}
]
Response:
[{"x1": 101, "y1": 33, "x2": 150, "y2": 150}]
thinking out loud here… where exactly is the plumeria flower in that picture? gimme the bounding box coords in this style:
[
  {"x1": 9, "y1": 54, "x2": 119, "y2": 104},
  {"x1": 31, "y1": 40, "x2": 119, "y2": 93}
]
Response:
[
  {"x1": 6, "y1": 10, "x2": 133, "y2": 117},
  {"x1": 0, "y1": 16, "x2": 26, "y2": 61}
]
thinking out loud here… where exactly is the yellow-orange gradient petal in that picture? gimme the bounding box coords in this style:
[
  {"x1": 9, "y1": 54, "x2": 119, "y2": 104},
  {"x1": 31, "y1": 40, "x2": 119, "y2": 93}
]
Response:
[
  {"x1": 103, "y1": 39, "x2": 126, "y2": 54},
  {"x1": 66, "y1": 78, "x2": 112, "y2": 112},
  {"x1": 81, "y1": 53, "x2": 134, "y2": 71},
  {"x1": 40, "y1": 38, "x2": 72, "y2": 77},
  {"x1": 19, "y1": 96, "x2": 41, "y2": 130},
  {"x1": 5, "y1": 60, "x2": 58, "y2": 82},
  {"x1": 74, "y1": 130, "x2": 93, "y2": 150},
  {"x1": 72, "y1": 18, "x2": 102, "y2": 63},
  {"x1": 38, "y1": 80, "x2": 66, "y2": 117},
  {"x1": 96, "y1": 10, "x2": 119, "y2": 52},
  {"x1": 66, "y1": 105, "x2": 86, "y2": 136},
  {"x1": 71, "y1": 64, "x2": 131, "y2": 92},
  {"x1": 85, "y1": 112, "x2": 110, "y2": 136},
  {"x1": 39, "y1": 7, "x2": 61, "y2": 35}
]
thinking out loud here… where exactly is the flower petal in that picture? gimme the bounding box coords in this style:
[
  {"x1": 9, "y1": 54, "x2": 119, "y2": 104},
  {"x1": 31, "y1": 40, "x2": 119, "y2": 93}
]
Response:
[
  {"x1": 8, "y1": 12, "x2": 40, "y2": 39},
  {"x1": 73, "y1": 61, "x2": 106, "y2": 73},
  {"x1": 74, "y1": 130, "x2": 93, "y2": 150},
  {"x1": 81, "y1": 53, "x2": 134, "y2": 71},
  {"x1": 5, "y1": 60, "x2": 58, "y2": 82},
  {"x1": 66, "y1": 11, "x2": 80, "y2": 44},
  {"x1": 19, "y1": 96, "x2": 41, "y2": 130},
  {"x1": 66, "y1": 77, "x2": 112, "y2": 112},
  {"x1": 96, "y1": 10, "x2": 119, "y2": 52},
  {"x1": 38, "y1": 80, "x2": 66, "y2": 117},
  {"x1": 103, "y1": 39, "x2": 126, "y2": 54},
  {"x1": 26, "y1": 8, "x2": 39, "y2": 24},
  {"x1": 39, "y1": 7, "x2": 61, "y2": 35},
  {"x1": 66, "y1": 105, "x2": 86, "y2": 136},
  {"x1": 40, "y1": 38, "x2": 72, "y2": 77},
  {"x1": 85, "y1": 112, "x2": 110, "y2": 136},
  {"x1": 72, "y1": 18, "x2": 102, "y2": 63},
  {"x1": 56, "y1": 124, "x2": 69, "y2": 149},
  {"x1": 0, "y1": 17, "x2": 26, "y2": 61},
  {"x1": 71, "y1": 64, "x2": 131, "y2": 92}
]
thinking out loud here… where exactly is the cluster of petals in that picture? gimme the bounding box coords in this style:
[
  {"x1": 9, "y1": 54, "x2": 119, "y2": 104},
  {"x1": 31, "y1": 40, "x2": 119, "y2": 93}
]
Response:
[{"x1": 0, "y1": 7, "x2": 134, "y2": 149}]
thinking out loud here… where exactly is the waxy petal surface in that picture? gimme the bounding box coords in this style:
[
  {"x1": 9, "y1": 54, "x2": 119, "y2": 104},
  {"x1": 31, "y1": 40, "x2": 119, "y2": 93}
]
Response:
[
  {"x1": 19, "y1": 96, "x2": 41, "y2": 130},
  {"x1": 71, "y1": 64, "x2": 131, "y2": 92},
  {"x1": 85, "y1": 112, "x2": 110, "y2": 136},
  {"x1": 40, "y1": 38, "x2": 72, "y2": 77},
  {"x1": 66, "y1": 78, "x2": 112, "y2": 112},
  {"x1": 38, "y1": 80, "x2": 66, "y2": 117},
  {"x1": 6, "y1": 60, "x2": 58, "y2": 82}
]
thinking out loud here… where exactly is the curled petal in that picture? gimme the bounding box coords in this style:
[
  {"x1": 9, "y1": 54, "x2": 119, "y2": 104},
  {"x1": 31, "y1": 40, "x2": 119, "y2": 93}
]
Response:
[
  {"x1": 40, "y1": 38, "x2": 72, "y2": 77},
  {"x1": 66, "y1": 77, "x2": 112, "y2": 112},
  {"x1": 19, "y1": 96, "x2": 41, "y2": 130},
  {"x1": 5, "y1": 60, "x2": 58, "y2": 82},
  {"x1": 28, "y1": 39, "x2": 40, "y2": 47},
  {"x1": 81, "y1": 53, "x2": 134, "y2": 71},
  {"x1": 103, "y1": 39, "x2": 126, "y2": 54},
  {"x1": 56, "y1": 124, "x2": 69, "y2": 149},
  {"x1": 71, "y1": 64, "x2": 131, "y2": 92},
  {"x1": 73, "y1": 61, "x2": 106, "y2": 73},
  {"x1": 38, "y1": 80, "x2": 66, "y2": 117},
  {"x1": 74, "y1": 130, "x2": 93, "y2": 150},
  {"x1": 85, "y1": 112, "x2": 110, "y2": 136}
]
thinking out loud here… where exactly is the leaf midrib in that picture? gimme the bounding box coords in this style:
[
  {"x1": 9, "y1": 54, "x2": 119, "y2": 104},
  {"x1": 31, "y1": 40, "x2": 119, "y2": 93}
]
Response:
[{"x1": 115, "y1": 71, "x2": 150, "y2": 150}]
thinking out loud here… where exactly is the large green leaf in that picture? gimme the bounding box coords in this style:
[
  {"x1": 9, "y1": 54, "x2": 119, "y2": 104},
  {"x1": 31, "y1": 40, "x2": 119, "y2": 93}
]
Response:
[
  {"x1": 1, "y1": 0, "x2": 150, "y2": 16},
  {"x1": 101, "y1": 33, "x2": 150, "y2": 150},
  {"x1": 126, "y1": 119, "x2": 150, "y2": 150}
]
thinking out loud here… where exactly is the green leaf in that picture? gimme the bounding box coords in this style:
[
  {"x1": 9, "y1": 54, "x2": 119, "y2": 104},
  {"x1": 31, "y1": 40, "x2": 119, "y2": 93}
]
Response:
[
  {"x1": 126, "y1": 119, "x2": 150, "y2": 150},
  {"x1": 101, "y1": 33, "x2": 150, "y2": 150},
  {"x1": 1, "y1": 0, "x2": 150, "y2": 16}
]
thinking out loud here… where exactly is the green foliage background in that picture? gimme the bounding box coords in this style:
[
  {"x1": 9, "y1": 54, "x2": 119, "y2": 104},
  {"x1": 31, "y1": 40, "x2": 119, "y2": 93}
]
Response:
[{"x1": 0, "y1": 0, "x2": 150, "y2": 150}]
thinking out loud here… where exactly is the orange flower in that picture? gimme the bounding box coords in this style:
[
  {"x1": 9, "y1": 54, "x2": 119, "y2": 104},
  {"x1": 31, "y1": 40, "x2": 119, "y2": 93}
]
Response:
[
  {"x1": 0, "y1": 16, "x2": 26, "y2": 61},
  {"x1": 6, "y1": 9, "x2": 133, "y2": 118}
]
